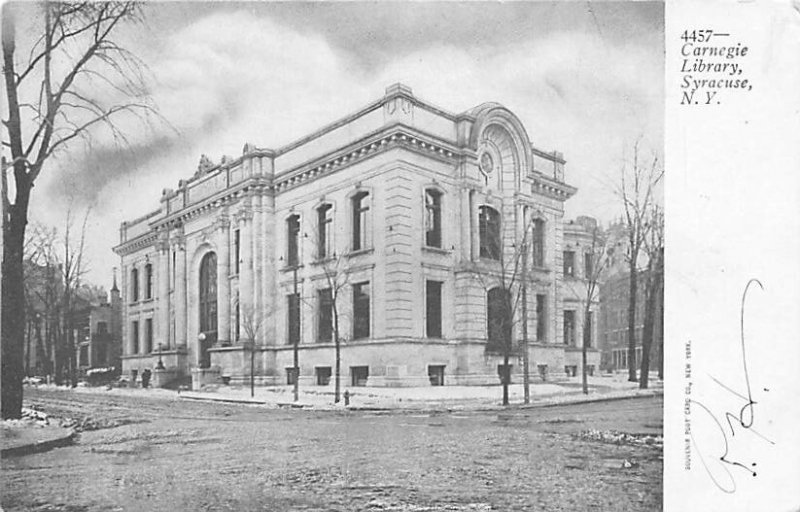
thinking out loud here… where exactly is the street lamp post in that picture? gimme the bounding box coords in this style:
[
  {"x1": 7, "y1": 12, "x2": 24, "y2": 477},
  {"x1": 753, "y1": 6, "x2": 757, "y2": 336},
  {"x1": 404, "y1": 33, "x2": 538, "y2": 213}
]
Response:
[{"x1": 293, "y1": 265, "x2": 300, "y2": 402}]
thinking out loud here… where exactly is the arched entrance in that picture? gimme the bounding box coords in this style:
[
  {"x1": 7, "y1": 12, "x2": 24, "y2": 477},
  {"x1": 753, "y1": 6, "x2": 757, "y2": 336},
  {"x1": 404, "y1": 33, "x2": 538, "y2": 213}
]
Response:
[{"x1": 198, "y1": 252, "x2": 217, "y2": 368}]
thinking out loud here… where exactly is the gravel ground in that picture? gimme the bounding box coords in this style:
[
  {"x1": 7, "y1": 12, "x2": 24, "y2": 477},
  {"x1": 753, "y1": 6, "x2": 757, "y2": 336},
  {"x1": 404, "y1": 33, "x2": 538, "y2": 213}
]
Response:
[{"x1": 1, "y1": 388, "x2": 662, "y2": 511}]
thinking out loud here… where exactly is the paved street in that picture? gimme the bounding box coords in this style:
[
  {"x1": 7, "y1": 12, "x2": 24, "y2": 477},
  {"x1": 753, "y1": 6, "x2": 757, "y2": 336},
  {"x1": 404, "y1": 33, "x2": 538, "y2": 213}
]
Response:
[{"x1": 2, "y1": 389, "x2": 662, "y2": 511}]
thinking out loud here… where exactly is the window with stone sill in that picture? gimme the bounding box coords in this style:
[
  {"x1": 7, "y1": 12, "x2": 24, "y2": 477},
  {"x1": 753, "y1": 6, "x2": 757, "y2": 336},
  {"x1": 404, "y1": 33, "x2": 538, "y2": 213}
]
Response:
[
  {"x1": 130, "y1": 267, "x2": 139, "y2": 302},
  {"x1": 531, "y1": 218, "x2": 546, "y2": 267},
  {"x1": 351, "y1": 191, "x2": 370, "y2": 252},
  {"x1": 563, "y1": 250, "x2": 575, "y2": 277},
  {"x1": 287, "y1": 214, "x2": 301, "y2": 268},
  {"x1": 424, "y1": 189, "x2": 442, "y2": 248},
  {"x1": 352, "y1": 281, "x2": 370, "y2": 340},
  {"x1": 479, "y1": 206, "x2": 501, "y2": 260},
  {"x1": 145, "y1": 263, "x2": 153, "y2": 300},
  {"x1": 317, "y1": 204, "x2": 333, "y2": 260}
]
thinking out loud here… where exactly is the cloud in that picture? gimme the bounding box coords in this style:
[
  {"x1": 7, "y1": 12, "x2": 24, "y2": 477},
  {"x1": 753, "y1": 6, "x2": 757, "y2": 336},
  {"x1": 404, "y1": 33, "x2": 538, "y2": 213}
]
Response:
[{"x1": 29, "y1": 7, "x2": 662, "y2": 287}]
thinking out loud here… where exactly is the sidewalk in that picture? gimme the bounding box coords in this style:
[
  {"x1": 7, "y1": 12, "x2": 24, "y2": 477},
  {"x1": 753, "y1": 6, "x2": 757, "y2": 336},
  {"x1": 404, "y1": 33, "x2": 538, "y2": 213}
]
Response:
[
  {"x1": 1, "y1": 410, "x2": 76, "y2": 458},
  {"x1": 178, "y1": 373, "x2": 663, "y2": 410}
]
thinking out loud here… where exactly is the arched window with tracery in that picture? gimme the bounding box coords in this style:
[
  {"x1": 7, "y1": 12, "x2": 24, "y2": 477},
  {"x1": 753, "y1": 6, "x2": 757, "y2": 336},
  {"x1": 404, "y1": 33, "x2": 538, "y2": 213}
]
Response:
[{"x1": 198, "y1": 252, "x2": 218, "y2": 368}]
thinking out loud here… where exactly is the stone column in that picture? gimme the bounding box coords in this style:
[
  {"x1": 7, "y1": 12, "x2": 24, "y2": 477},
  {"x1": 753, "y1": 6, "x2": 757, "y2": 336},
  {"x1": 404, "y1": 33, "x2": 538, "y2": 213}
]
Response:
[
  {"x1": 216, "y1": 217, "x2": 231, "y2": 344},
  {"x1": 158, "y1": 239, "x2": 170, "y2": 349},
  {"x1": 175, "y1": 242, "x2": 187, "y2": 348},
  {"x1": 238, "y1": 212, "x2": 253, "y2": 342}
]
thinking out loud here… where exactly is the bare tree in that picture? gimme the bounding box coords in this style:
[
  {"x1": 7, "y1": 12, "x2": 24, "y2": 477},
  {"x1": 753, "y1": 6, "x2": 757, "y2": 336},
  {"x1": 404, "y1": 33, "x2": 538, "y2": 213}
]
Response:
[
  {"x1": 59, "y1": 208, "x2": 91, "y2": 387},
  {"x1": 315, "y1": 250, "x2": 354, "y2": 404},
  {"x1": 2, "y1": 2, "x2": 154, "y2": 418},
  {"x1": 572, "y1": 225, "x2": 615, "y2": 395},
  {"x1": 639, "y1": 205, "x2": 664, "y2": 389},
  {"x1": 238, "y1": 303, "x2": 269, "y2": 398},
  {"x1": 616, "y1": 142, "x2": 663, "y2": 383},
  {"x1": 472, "y1": 207, "x2": 545, "y2": 406}
]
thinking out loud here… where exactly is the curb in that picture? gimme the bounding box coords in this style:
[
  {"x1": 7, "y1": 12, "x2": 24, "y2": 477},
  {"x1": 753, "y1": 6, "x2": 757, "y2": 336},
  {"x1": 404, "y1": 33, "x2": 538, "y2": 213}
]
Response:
[
  {"x1": 1, "y1": 429, "x2": 77, "y2": 458},
  {"x1": 178, "y1": 393, "x2": 266, "y2": 405}
]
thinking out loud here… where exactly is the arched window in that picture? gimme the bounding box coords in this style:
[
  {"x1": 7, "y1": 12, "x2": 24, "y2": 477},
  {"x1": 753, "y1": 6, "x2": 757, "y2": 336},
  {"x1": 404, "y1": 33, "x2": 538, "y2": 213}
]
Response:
[
  {"x1": 479, "y1": 206, "x2": 501, "y2": 260},
  {"x1": 317, "y1": 204, "x2": 333, "y2": 259},
  {"x1": 199, "y1": 252, "x2": 217, "y2": 333},
  {"x1": 424, "y1": 189, "x2": 442, "y2": 248},
  {"x1": 145, "y1": 263, "x2": 153, "y2": 299},
  {"x1": 487, "y1": 287, "x2": 511, "y2": 351},
  {"x1": 198, "y1": 252, "x2": 217, "y2": 368}
]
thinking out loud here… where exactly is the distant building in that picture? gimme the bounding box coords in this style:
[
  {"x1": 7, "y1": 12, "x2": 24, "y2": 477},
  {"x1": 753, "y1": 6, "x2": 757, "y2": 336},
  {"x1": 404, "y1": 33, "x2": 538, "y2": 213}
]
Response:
[
  {"x1": 76, "y1": 277, "x2": 122, "y2": 373},
  {"x1": 561, "y1": 217, "x2": 602, "y2": 377},
  {"x1": 114, "y1": 84, "x2": 583, "y2": 388},
  {"x1": 598, "y1": 221, "x2": 663, "y2": 374}
]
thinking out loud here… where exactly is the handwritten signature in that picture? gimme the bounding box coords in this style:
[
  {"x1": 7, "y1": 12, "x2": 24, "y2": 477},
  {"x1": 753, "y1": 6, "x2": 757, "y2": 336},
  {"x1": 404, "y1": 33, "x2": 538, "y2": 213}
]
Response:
[{"x1": 690, "y1": 278, "x2": 775, "y2": 493}]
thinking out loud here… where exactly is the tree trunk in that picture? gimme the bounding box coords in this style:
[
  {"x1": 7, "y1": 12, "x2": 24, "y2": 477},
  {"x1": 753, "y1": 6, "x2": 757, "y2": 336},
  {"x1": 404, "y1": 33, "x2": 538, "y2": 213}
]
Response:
[
  {"x1": 581, "y1": 310, "x2": 590, "y2": 395},
  {"x1": 626, "y1": 260, "x2": 638, "y2": 382},
  {"x1": 333, "y1": 308, "x2": 341, "y2": 404},
  {"x1": 2, "y1": 207, "x2": 30, "y2": 419},
  {"x1": 639, "y1": 266, "x2": 656, "y2": 389}
]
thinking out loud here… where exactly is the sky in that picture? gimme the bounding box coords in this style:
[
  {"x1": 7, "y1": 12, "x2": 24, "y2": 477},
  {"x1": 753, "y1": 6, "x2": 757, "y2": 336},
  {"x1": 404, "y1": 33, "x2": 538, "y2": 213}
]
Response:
[{"x1": 11, "y1": 1, "x2": 664, "y2": 290}]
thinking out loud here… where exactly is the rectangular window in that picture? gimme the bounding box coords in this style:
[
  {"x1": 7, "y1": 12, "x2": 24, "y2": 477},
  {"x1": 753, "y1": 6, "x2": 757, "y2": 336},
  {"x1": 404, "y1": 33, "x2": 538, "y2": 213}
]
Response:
[
  {"x1": 584, "y1": 252, "x2": 594, "y2": 279},
  {"x1": 287, "y1": 215, "x2": 300, "y2": 267},
  {"x1": 479, "y1": 206, "x2": 501, "y2": 260},
  {"x1": 286, "y1": 367, "x2": 298, "y2": 385},
  {"x1": 131, "y1": 268, "x2": 139, "y2": 302},
  {"x1": 425, "y1": 280, "x2": 443, "y2": 338},
  {"x1": 352, "y1": 191, "x2": 369, "y2": 251},
  {"x1": 235, "y1": 291, "x2": 240, "y2": 341},
  {"x1": 172, "y1": 251, "x2": 176, "y2": 289},
  {"x1": 425, "y1": 189, "x2": 442, "y2": 248},
  {"x1": 234, "y1": 229, "x2": 241, "y2": 274},
  {"x1": 317, "y1": 288, "x2": 333, "y2": 343},
  {"x1": 532, "y1": 219, "x2": 545, "y2": 267},
  {"x1": 352, "y1": 282, "x2": 370, "y2": 340},
  {"x1": 563, "y1": 310, "x2": 575, "y2": 346},
  {"x1": 497, "y1": 364, "x2": 512, "y2": 385},
  {"x1": 563, "y1": 251, "x2": 575, "y2": 277},
  {"x1": 351, "y1": 365, "x2": 369, "y2": 387},
  {"x1": 287, "y1": 293, "x2": 300, "y2": 345},
  {"x1": 131, "y1": 321, "x2": 139, "y2": 354},
  {"x1": 317, "y1": 204, "x2": 333, "y2": 259},
  {"x1": 315, "y1": 366, "x2": 332, "y2": 386},
  {"x1": 145, "y1": 318, "x2": 153, "y2": 353},
  {"x1": 79, "y1": 345, "x2": 89, "y2": 366},
  {"x1": 145, "y1": 264, "x2": 153, "y2": 299},
  {"x1": 428, "y1": 365, "x2": 445, "y2": 386},
  {"x1": 536, "y1": 294, "x2": 547, "y2": 342},
  {"x1": 97, "y1": 322, "x2": 108, "y2": 335}
]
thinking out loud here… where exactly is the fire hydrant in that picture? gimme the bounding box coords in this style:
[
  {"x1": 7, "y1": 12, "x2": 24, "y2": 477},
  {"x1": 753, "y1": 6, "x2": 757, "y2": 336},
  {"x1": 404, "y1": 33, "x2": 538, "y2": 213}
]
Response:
[{"x1": 344, "y1": 390, "x2": 350, "y2": 406}]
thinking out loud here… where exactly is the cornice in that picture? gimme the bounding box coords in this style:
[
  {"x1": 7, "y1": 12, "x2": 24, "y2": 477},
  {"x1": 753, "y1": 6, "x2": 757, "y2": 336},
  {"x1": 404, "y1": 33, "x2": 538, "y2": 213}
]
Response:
[{"x1": 530, "y1": 172, "x2": 577, "y2": 201}]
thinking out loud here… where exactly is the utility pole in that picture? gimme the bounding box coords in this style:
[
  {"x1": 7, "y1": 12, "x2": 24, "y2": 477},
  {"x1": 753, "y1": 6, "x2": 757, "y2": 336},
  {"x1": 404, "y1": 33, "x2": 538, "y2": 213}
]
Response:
[
  {"x1": 521, "y1": 235, "x2": 530, "y2": 405},
  {"x1": 292, "y1": 266, "x2": 299, "y2": 402}
]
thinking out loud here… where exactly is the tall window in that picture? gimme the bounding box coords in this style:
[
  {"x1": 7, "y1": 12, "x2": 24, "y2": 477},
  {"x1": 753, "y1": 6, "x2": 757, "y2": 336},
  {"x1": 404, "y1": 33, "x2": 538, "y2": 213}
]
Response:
[
  {"x1": 479, "y1": 206, "x2": 501, "y2": 260},
  {"x1": 584, "y1": 252, "x2": 594, "y2": 279},
  {"x1": 199, "y1": 252, "x2": 218, "y2": 334},
  {"x1": 131, "y1": 320, "x2": 139, "y2": 354},
  {"x1": 426, "y1": 280, "x2": 443, "y2": 338},
  {"x1": 563, "y1": 250, "x2": 575, "y2": 277},
  {"x1": 352, "y1": 282, "x2": 370, "y2": 339},
  {"x1": 563, "y1": 310, "x2": 575, "y2": 346},
  {"x1": 97, "y1": 322, "x2": 108, "y2": 335},
  {"x1": 586, "y1": 311, "x2": 593, "y2": 348},
  {"x1": 352, "y1": 191, "x2": 369, "y2": 251},
  {"x1": 487, "y1": 287, "x2": 510, "y2": 350},
  {"x1": 536, "y1": 294, "x2": 547, "y2": 342},
  {"x1": 532, "y1": 219, "x2": 545, "y2": 267},
  {"x1": 287, "y1": 293, "x2": 301, "y2": 345},
  {"x1": 145, "y1": 318, "x2": 153, "y2": 353},
  {"x1": 287, "y1": 214, "x2": 300, "y2": 267},
  {"x1": 317, "y1": 204, "x2": 333, "y2": 259},
  {"x1": 234, "y1": 229, "x2": 241, "y2": 274},
  {"x1": 131, "y1": 267, "x2": 139, "y2": 302},
  {"x1": 235, "y1": 291, "x2": 240, "y2": 341},
  {"x1": 317, "y1": 288, "x2": 333, "y2": 343},
  {"x1": 145, "y1": 263, "x2": 153, "y2": 299},
  {"x1": 425, "y1": 189, "x2": 442, "y2": 248}
]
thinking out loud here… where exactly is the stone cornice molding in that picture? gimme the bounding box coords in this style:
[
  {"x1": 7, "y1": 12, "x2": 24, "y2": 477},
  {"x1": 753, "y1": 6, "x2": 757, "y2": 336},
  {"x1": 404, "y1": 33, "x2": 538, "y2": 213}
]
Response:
[{"x1": 530, "y1": 173, "x2": 577, "y2": 201}]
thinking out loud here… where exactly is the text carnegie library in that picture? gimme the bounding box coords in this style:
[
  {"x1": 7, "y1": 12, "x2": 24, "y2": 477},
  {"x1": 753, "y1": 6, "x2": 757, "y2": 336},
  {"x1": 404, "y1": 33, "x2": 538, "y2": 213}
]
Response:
[{"x1": 680, "y1": 42, "x2": 748, "y2": 77}]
